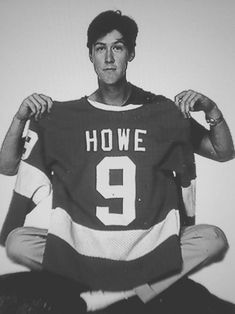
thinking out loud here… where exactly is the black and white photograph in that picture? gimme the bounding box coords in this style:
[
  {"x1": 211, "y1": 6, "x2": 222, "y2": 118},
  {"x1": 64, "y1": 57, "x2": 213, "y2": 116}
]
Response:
[{"x1": 0, "y1": 1, "x2": 234, "y2": 313}]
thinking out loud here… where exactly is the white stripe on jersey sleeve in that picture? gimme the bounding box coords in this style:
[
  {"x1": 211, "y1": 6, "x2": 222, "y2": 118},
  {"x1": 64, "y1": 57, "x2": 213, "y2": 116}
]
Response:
[
  {"x1": 48, "y1": 207, "x2": 180, "y2": 261},
  {"x1": 15, "y1": 161, "x2": 52, "y2": 205}
]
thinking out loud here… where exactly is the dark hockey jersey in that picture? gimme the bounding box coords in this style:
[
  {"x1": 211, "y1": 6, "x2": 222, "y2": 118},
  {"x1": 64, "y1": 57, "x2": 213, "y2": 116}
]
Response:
[{"x1": 0, "y1": 86, "x2": 196, "y2": 291}]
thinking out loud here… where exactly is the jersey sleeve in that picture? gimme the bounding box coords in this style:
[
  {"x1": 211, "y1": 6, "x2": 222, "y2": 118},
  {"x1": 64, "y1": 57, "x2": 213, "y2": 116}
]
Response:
[
  {"x1": 0, "y1": 119, "x2": 52, "y2": 245},
  {"x1": 158, "y1": 111, "x2": 196, "y2": 226},
  {"x1": 157, "y1": 98, "x2": 196, "y2": 188}
]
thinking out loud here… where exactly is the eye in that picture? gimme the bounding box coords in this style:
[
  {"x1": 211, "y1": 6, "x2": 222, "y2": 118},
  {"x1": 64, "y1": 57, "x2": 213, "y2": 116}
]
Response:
[
  {"x1": 112, "y1": 44, "x2": 124, "y2": 52},
  {"x1": 95, "y1": 46, "x2": 105, "y2": 52}
]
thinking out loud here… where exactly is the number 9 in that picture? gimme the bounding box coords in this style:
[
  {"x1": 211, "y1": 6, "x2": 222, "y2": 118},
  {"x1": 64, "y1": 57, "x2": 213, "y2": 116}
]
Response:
[{"x1": 96, "y1": 156, "x2": 136, "y2": 226}]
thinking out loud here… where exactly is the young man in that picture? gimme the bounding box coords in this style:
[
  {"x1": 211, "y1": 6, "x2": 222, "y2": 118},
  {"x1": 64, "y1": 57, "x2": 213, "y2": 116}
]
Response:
[{"x1": 0, "y1": 10, "x2": 232, "y2": 312}]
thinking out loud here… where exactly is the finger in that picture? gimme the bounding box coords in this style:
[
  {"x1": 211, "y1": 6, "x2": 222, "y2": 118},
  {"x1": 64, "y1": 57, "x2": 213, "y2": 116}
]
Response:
[
  {"x1": 178, "y1": 91, "x2": 193, "y2": 118},
  {"x1": 25, "y1": 101, "x2": 37, "y2": 118},
  {"x1": 39, "y1": 94, "x2": 53, "y2": 112},
  {"x1": 179, "y1": 101, "x2": 188, "y2": 118},
  {"x1": 31, "y1": 93, "x2": 47, "y2": 115},
  {"x1": 30, "y1": 93, "x2": 51, "y2": 119},
  {"x1": 190, "y1": 94, "x2": 201, "y2": 111},
  {"x1": 28, "y1": 95, "x2": 42, "y2": 120},
  {"x1": 184, "y1": 90, "x2": 198, "y2": 112},
  {"x1": 174, "y1": 90, "x2": 188, "y2": 107},
  {"x1": 31, "y1": 94, "x2": 53, "y2": 119},
  {"x1": 28, "y1": 94, "x2": 44, "y2": 108}
]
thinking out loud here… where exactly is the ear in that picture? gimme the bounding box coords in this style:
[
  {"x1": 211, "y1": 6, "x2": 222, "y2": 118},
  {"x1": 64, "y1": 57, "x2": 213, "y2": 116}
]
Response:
[
  {"x1": 89, "y1": 53, "x2": 93, "y2": 63},
  {"x1": 128, "y1": 49, "x2": 135, "y2": 62}
]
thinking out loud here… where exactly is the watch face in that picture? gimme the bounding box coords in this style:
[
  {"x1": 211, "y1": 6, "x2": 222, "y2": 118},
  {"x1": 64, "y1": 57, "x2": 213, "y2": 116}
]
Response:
[
  {"x1": 206, "y1": 115, "x2": 223, "y2": 127},
  {"x1": 206, "y1": 118, "x2": 216, "y2": 126}
]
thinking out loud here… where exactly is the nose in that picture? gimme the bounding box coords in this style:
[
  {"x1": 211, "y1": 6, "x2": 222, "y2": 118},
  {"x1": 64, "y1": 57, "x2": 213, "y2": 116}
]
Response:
[{"x1": 105, "y1": 48, "x2": 114, "y2": 63}]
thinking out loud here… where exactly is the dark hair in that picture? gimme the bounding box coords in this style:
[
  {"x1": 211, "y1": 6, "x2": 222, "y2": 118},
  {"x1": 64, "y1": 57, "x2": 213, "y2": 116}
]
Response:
[{"x1": 87, "y1": 10, "x2": 138, "y2": 54}]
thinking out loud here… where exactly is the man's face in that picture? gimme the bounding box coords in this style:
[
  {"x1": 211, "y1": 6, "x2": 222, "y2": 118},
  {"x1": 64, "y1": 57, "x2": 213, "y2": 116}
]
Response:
[{"x1": 90, "y1": 29, "x2": 135, "y2": 85}]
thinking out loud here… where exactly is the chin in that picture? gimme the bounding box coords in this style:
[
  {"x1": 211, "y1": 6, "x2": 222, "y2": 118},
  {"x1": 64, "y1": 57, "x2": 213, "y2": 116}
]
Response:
[
  {"x1": 100, "y1": 76, "x2": 125, "y2": 86},
  {"x1": 99, "y1": 79, "x2": 120, "y2": 86}
]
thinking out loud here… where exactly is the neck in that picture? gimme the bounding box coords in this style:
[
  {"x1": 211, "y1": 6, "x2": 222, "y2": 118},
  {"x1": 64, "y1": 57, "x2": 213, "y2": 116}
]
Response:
[{"x1": 90, "y1": 79, "x2": 132, "y2": 106}]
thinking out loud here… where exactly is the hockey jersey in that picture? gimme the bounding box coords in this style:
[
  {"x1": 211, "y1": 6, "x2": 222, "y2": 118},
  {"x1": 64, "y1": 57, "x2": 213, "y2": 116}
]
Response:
[{"x1": 0, "y1": 86, "x2": 196, "y2": 291}]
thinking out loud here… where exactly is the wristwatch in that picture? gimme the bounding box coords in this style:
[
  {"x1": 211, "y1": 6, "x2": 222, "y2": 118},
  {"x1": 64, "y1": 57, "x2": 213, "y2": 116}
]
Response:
[{"x1": 206, "y1": 114, "x2": 224, "y2": 127}]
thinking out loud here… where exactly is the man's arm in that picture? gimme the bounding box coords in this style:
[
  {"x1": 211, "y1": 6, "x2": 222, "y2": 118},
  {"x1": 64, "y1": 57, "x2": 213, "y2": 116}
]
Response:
[
  {"x1": 0, "y1": 114, "x2": 53, "y2": 245},
  {"x1": 0, "y1": 93, "x2": 53, "y2": 175},
  {"x1": 175, "y1": 90, "x2": 234, "y2": 162}
]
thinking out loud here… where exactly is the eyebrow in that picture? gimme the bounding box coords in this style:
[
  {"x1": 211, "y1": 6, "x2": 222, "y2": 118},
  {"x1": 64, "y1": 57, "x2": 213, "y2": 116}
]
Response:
[{"x1": 94, "y1": 39, "x2": 126, "y2": 46}]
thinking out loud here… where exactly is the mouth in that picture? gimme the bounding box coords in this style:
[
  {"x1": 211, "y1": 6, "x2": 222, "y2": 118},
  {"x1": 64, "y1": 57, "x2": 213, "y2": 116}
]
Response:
[{"x1": 103, "y1": 68, "x2": 116, "y2": 71}]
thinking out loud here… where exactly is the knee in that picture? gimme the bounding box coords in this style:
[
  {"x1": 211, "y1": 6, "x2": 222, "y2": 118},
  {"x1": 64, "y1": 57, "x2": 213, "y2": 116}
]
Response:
[
  {"x1": 200, "y1": 224, "x2": 229, "y2": 260},
  {"x1": 6, "y1": 227, "x2": 29, "y2": 264}
]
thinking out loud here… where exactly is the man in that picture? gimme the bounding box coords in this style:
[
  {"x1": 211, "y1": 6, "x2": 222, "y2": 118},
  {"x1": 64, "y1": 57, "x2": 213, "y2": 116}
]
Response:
[{"x1": 0, "y1": 10, "x2": 233, "y2": 312}]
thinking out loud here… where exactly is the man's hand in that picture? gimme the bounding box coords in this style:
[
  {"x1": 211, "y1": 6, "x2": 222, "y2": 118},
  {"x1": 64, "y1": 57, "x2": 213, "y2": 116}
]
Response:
[
  {"x1": 174, "y1": 90, "x2": 218, "y2": 119},
  {"x1": 15, "y1": 93, "x2": 53, "y2": 121}
]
